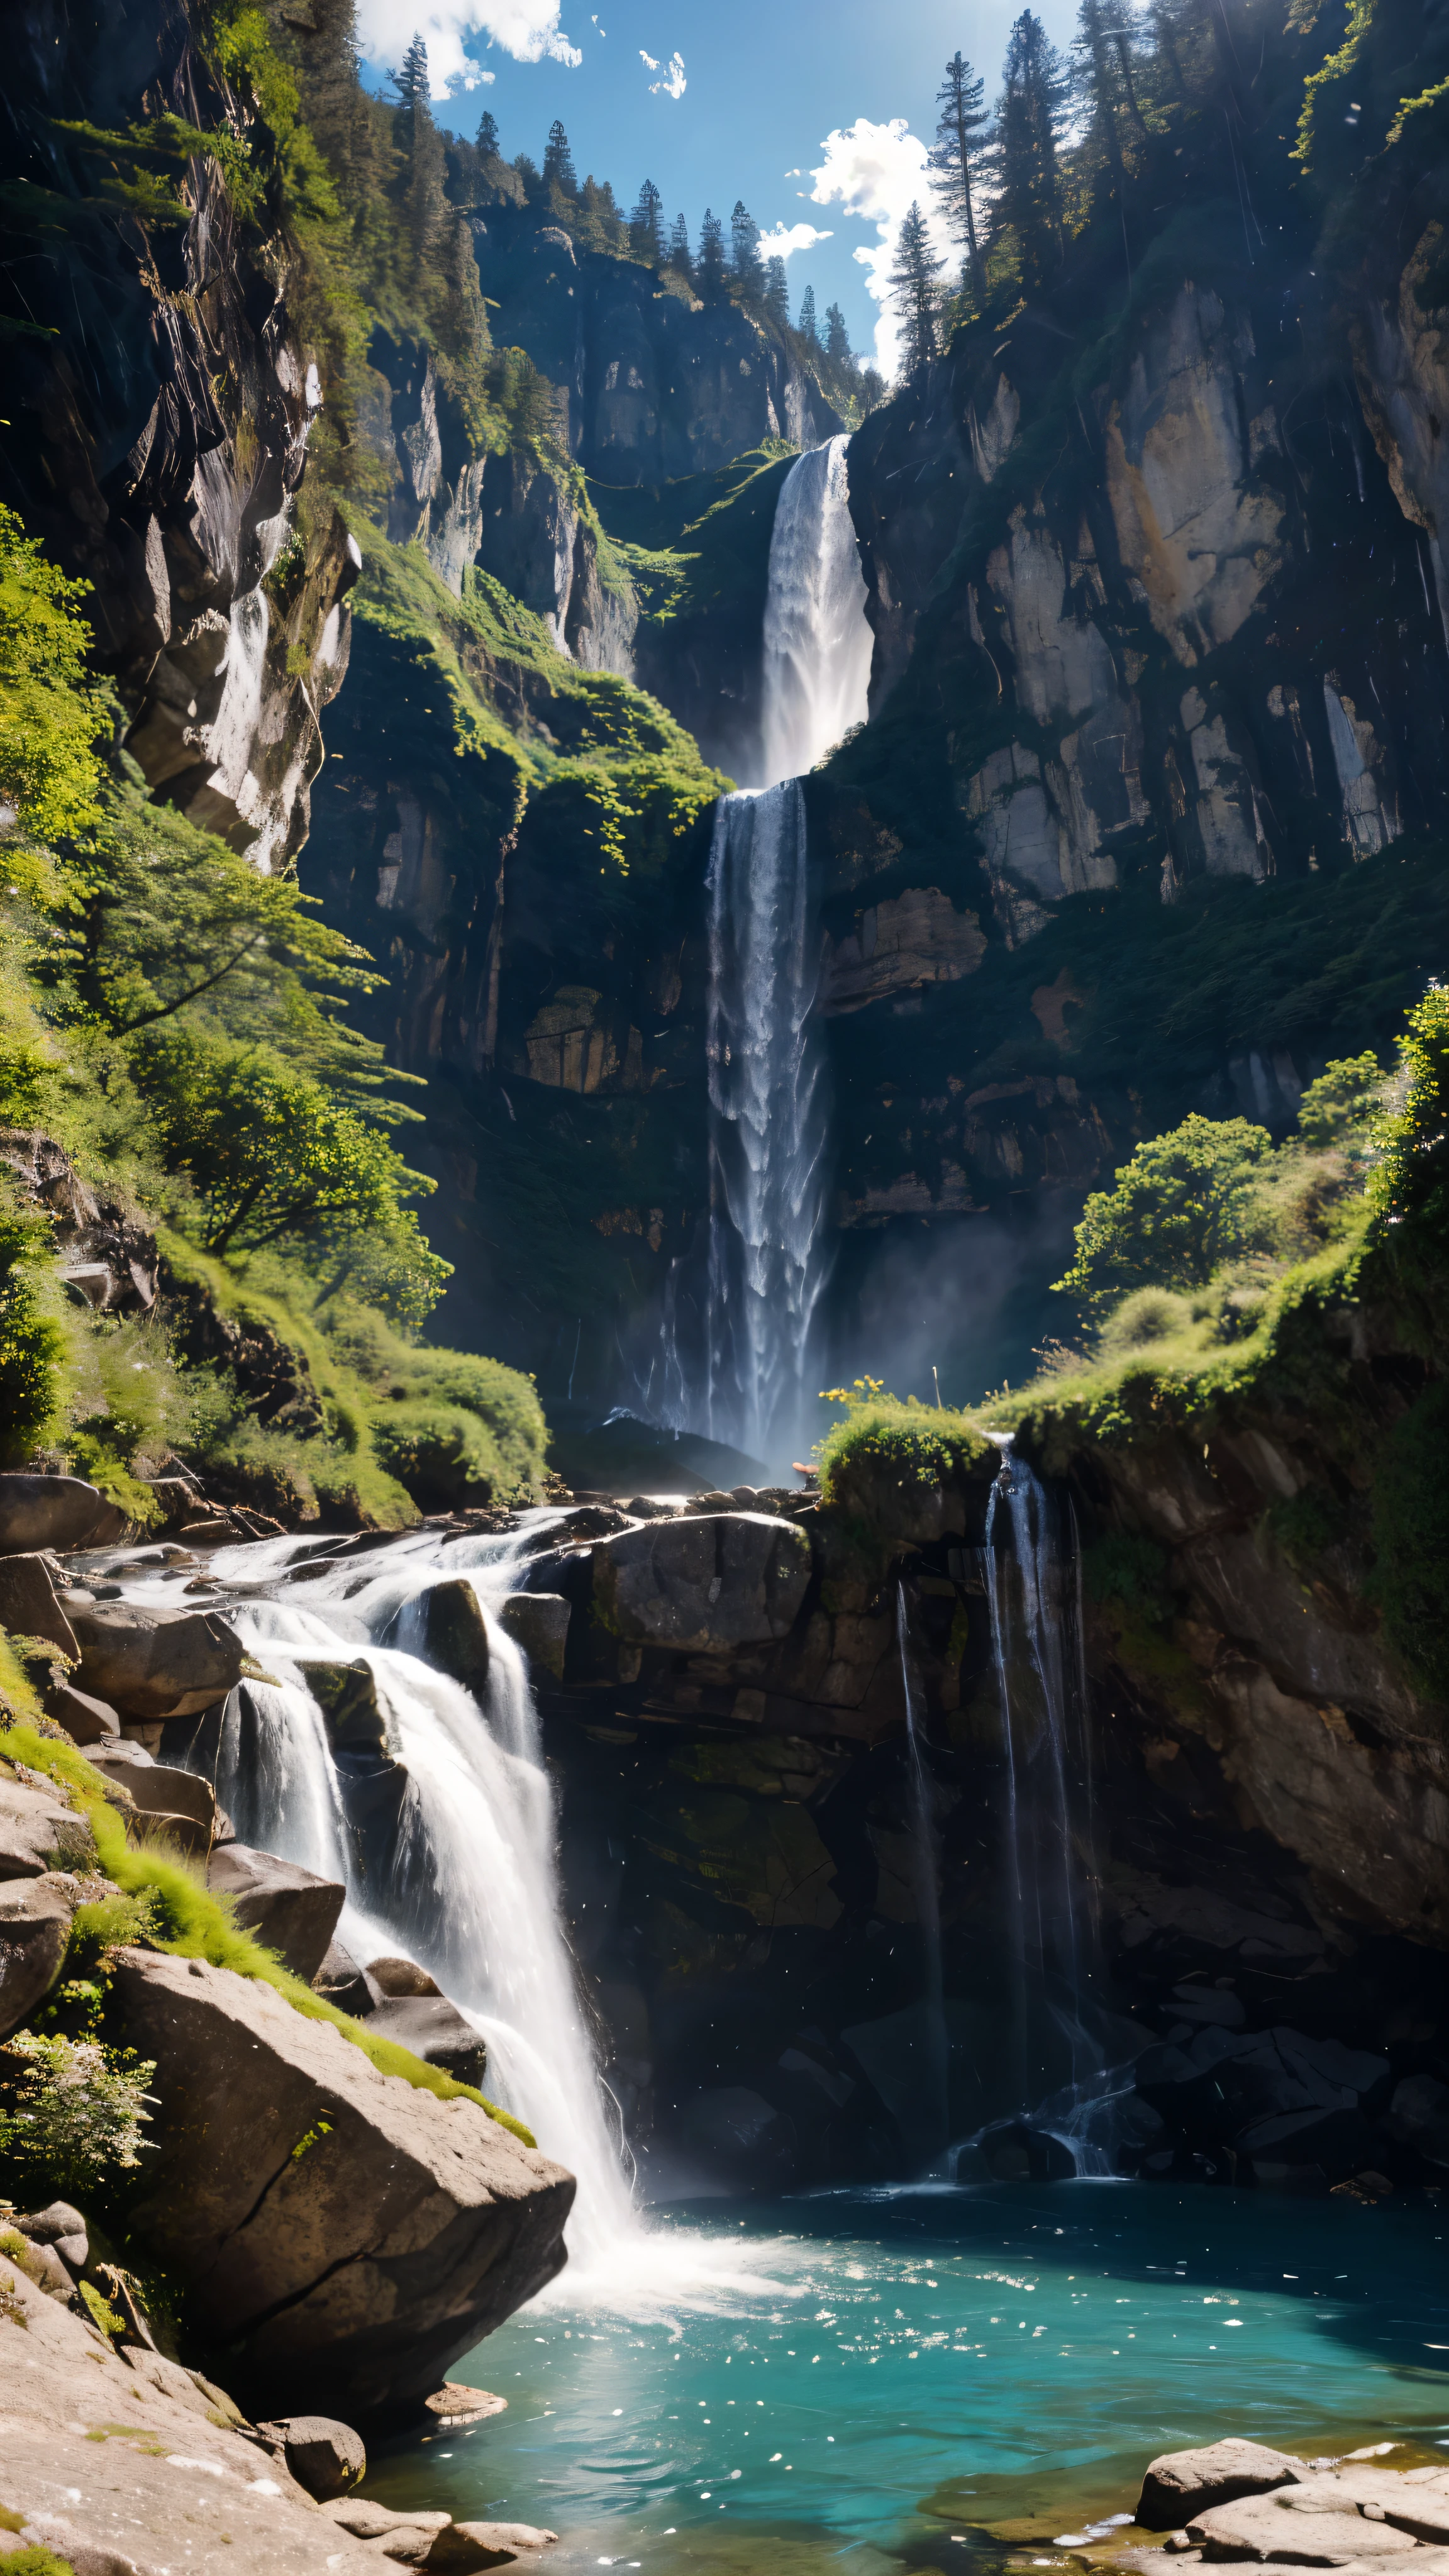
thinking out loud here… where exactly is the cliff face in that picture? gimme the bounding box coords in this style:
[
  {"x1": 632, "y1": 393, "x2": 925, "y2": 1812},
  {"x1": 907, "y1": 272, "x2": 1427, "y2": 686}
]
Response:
[{"x1": 4, "y1": 0, "x2": 358, "y2": 869}]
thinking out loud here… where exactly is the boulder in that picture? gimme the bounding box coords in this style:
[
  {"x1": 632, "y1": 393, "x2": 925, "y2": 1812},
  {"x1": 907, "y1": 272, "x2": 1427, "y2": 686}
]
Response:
[
  {"x1": 1138, "y1": 2441, "x2": 1304, "y2": 2529},
  {"x1": 315, "y1": 1938, "x2": 384, "y2": 2016},
  {"x1": 207, "y1": 1842, "x2": 345, "y2": 1979},
  {"x1": 111, "y1": 1946, "x2": 574, "y2": 2421},
  {"x1": 0, "y1": 2248, "x2": 382, "y2": 2571},
  {"x1": 0, "y1": 1472, "x2": 125, "y2": 1554},
  {"x1": 84, "y1": 1741, "x2": 218, "y2": 1842},
  {"x1": 42, "y1": 1676, "x2": 120, "y2": 1743},
  {"x1": 369, "y1": 1954, "x2": 442, "y2": 1997},
  {"x1": 498, "y1": 1592, "x2": 570, "y2": 1679},
  {"x1": 255, "y1": 2413, "x2": 367, "y2": 2500},
  {"x1": 13, "y1": 2200, "x2": 88, "y2": 2277},
  {"x1": 410, "y1": 1579, "x2": 491, "y2": 1692},
  {"x1": 1187, "y1": 2497, "x2": 1418, "y2": 2562},
  {"x1": 367, "y1": 1994, "x2": 489, "y2": 2089},
  {"x1": 0, "y1": 1771, "x2": 95, "y2": 1881},
  {"x1": 0, "y1": 1871, "x2": 77, "y2": 2037},
  {"x1": 0, "y1": 1553, "x2": 79, "y2": 1661},
  {"x1": 325, "y1": 2499, "x2": 555, "y2": 2571},
  {"x1": 301, "y1": 1656, "x2": 387, "y2": 1753},
  {"x1": 69, "y1": 1598, "x2": 245, "y2": 1721},
  {"x1": 590, "y1": 1511, "x2": 812, "y2": 1652}
]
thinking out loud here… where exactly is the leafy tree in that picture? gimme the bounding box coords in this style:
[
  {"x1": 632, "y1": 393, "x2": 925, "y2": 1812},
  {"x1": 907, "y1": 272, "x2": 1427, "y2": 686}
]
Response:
[
  {"x1": 630, "y1": 177, "x2": 663, "y2": 263},
  {"x1": 799, "y1": 282, "x2": 819, "y2": 343},
  {"x1": 1297, "y1": 1052, "x2": 1384, "y2": 1153},
  {"x1": 1372, "y1": 985, "x2": 1449, "y2": 1241},
  {"x1": 0, "y1": 506, "x2": 108, "y2": 845},
  {"x1": 992, "y1": 9, "x2": 1069, "y2": 286},
  {"x1": 697, "y1": 205, "x2": 727, "y2": 299},
  {"x1": 543, "y1": 117, "x2": 577, "y2": 197},
  {"x1": 930, "y1": 52, "x2": 991, "y2": 302},
  {"x1": 823, "y1": 299, "x2": 851, "y2": 364},
  {"x1": 889, "y1": 202, "x2": 943, "y2": 372},
  {"x1": 0, "y1": 1181, "x2": 64, "y2": 1466},
  {"x1": 487, "y1": 347, "x2": 560, "y2": 457},
  {"x1": 765, "y1": 255, "x2": 790, "y2": 330},
  {"x1": 730, "y1": 199, "x2": 763, "y2": 296},
  {"x1": 1053, "y1": 1114, "x2": 1273, "y2": 1317},
  {"x1": 667, "y1": 209, "x2": 692, "y2": 280},
  {"x1": 476, "y1": 108, "x2": 499, "y2": 157}
]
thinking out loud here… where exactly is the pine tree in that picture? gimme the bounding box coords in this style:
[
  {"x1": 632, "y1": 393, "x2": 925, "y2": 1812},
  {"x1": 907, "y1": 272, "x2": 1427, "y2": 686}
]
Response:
[
  {"x1": 762, "y1": 256, "x2": 789, "y2": 330},
  {"x1": 390, "y1": 30, "x2": 430, "y2": 111},
  {"x1": 992, "y1": 11, "x2": 1069, "y2": 287},
  {"x1": 730, "y1": 199, "x2": 763, "y2": 297},
  {"x1": 930, "y1": 52, "x2": 990, "y2": 302},
  {"x1": 799, "y1": 282, "x2": 819, "y2": 343},
  {"x1": 889, "y1": 201, "x2": 943, "y2": 373},
  {"x1": 477, "y1": 108, "x2": 499, "y2": 158},
  {"x1": 578, "y1": 174, "x2": 626, "y2": 255},
  {"x1": 630, "y1": 177, "x2": 663, "y2": 264},
  {"x1": 667, "y1": 210, "x2": 693, "y2": 281},
  {"x1": 543, "y1": 118, "x2": 578, "y2": 198},
  {"x1": 823, "y1": 301, "x2": 852, "y2": 365},
  {"x1": 389, "y1": 35, "x2": 445, "y2": 274},
  {"x1": 697, "y1": 206, "x2": 727, "y2": 300}
]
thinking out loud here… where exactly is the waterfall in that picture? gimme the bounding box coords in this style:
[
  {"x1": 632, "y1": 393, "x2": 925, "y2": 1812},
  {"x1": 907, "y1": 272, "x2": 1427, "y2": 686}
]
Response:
[
  {"x1": 896, "y1": 1582, "x2": 949, "y2": 2158},
  {"x1": 192, "y1": 1524, "x2": 641, "y2": 2279},
  {"x1": 757, "y1": 435, "x2": 872, "y2": 788},
  {"x1": 703, "y1": 780, "x2": 830, "y2": 1468}
]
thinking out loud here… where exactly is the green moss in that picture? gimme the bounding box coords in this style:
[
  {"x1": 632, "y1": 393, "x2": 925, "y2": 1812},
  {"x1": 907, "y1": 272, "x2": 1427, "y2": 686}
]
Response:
[
  {"x1": 1081, "y1": 1533, "x2": 1175, "y2": 1624},
  {"x1": 817, "y1": 1399, "x2": 992, "y2": 1504},
  {"x1": 0, "y1": 1725, "x2": 535, "y2": 2145}
]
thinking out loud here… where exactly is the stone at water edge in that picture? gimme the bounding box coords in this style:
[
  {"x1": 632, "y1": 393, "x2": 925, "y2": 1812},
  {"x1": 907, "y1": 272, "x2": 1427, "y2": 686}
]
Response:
[
  {"x1": 498, "y1": 1591, "x2": 570, "y2": 1680},
  {"x1": 366, "y1": 1991, "x2": 489, "y2": 2089},
  {"x1": 314, "y1": 1936, "x2": 384, "y2": 2016},
  {"x1": 111, "y1": 1945, "x2": 575, "y2": 2421},
  {"x1": 255, "y1": 2413, "x2": 367, "y2": 2500},
  {"x1": 424, "y1": 2383, "x2": 508, "y2": 2424},
  {"x1": 589, "y1": 1511, "x2": 812, "y2": 1652},
  {"x1": 207, "y1": 1841, "x2": 346, "y2": 1980},
  {"x1": 370, "y1": 1954, "x2": 443, "y2": 1997},
  {"x1": 1137, "y1": 2441, "x2": 1306, "y2": 2530},
  {"x1": 411, "y1": 1577, "x2": 491, "y2": 1692},
  {"x1": 84, "y1": 1741, "x2": 219, "y2": 1842},
  {"x1": 67, "y1": 1596, "x2": 245, "y2": 1721},
  {"x1": 0, "y1": 1471, "x2": 126, "y2": 1554},
  {"x1": 1187, "y1": 2496, "x2": 1418, "y2": 2561},
  {"x1": 0, "y1": 1551, "x2": 80, "y2": 1660}
]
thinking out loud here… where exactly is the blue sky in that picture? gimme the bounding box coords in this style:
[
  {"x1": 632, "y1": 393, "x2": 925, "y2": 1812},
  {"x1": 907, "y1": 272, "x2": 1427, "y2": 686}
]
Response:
[{"x1": 355, "y1": 0, "x2": 1079, "y2": 370}]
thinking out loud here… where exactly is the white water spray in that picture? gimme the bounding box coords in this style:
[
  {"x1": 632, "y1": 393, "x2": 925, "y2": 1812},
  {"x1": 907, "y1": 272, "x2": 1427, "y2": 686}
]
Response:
[
  {"x1": 757, "y1": 435, "x2": 872, "y2": 788},
  {"x1": 703, "y1": 780, "x2": 830, "y2": 1468}
]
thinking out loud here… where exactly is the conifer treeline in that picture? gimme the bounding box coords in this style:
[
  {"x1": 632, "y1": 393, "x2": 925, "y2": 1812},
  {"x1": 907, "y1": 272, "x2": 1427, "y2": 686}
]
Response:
[{"x1": 891, "y1": 0, "x2": 1303, "y2": 373}]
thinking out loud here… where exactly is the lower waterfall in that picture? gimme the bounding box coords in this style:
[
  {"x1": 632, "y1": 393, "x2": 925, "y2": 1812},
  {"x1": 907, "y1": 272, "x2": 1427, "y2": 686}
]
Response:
[
  {"x1": 702, "y1": 779, "x2": 830, "y2": 1470},
  {"x1": 757, "y1": 433, "x2": 872, "y2": 787}
]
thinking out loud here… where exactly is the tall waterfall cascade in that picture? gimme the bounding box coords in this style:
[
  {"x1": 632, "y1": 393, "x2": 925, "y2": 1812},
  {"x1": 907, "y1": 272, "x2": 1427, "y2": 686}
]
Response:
[
  {"x1": 757, "y1": 434, "x2": 873, "y2": 789},
  {"x1": 702, "y1": 780, "x2": 830, "y2": 1470}
]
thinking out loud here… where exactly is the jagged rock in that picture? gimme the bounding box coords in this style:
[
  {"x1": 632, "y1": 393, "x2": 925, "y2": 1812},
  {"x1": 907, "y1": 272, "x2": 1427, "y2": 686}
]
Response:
[
  {"x1": 369, "y1": 1955, "x2": 442, "y2": 1997},
  {"x1": 0, "y1": 1472, "x2": 124, "y2": 1555},
  {"x1": 498, "y1": 1592, "x2": 569, "y2": 1678},
  {"x1": 42, "y1": 1676, "x2": 120, "y2": 1743},
  {"x1": 0, "y1": 1553, "x2": 80, "y2": 1660},
  {"x1": 0, "y1": 1772, "x2": 95, "y2": 1880},
  {"x1": 255, "y1": 2413, "x2": 367, "y2": 2500},
  {"x1": 13, "y1": 2200, "x2": 88, "y2": 2277},
  {"x1": 409, "y1": 1578, "x2": 491, "y2": 1692},
  {"x1": 0, "y1": 1129, "x2": 158, "y2": 1318},
  {"x1": 0, "y1": 1872, "x2": 78, "y2": 2037},
  {"x1": 315, "y1": 1938, "x2": 384, "y2": 2016},
  {"x1": 366, "y1": 1994, "x2": 488, "y2": 2089},
  {"x1": 68, "y1": 1599, "x2": 245, "y2": 1722},
  {"x1": 1138, "y1": 2442, "x2": 1304, "y2": 2529},
  {"x1": 325, "y1": 2497, "x2": 555, "y2": 2571},
  {"x1": 590, "y1": 1511, "x2": 811, "y2": 1652},
  {"x1": 207, "y1": 1843, "x2": 345, "y2": 1979},
  {"x1": 819, "y1": 886, "x2": 987, "y2": 1014},
  {"x1": 84, "y1": 1741, "x2": 218, "y2": 1844},
  {"x1": 111, "y1": 1946, "x2": 574, "y2": 2419},
  {"x1": 1386, "y1": 2073, "x2": 1449, "y2": 2165},
  {"x1": 0, "y1": 2243, "x2": 380, "y2": 2570}
]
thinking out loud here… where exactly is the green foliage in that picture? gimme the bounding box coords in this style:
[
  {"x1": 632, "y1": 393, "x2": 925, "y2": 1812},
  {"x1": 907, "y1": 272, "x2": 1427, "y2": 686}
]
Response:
[
  {"x1": 0, "y1": 2548, "x2": 77, "y2": 2575},
  {"x1": 0, "y1": 1177, "x2": 65, "y2": 1468},
  {"x1": 0, "y1": 1724, "x2": 535, "y2": 2143},
  {"x1": 816, "y1": 1382, "x2": 993, "y2": 1508},
  {"x1": 1297, "y1": 1052, "x2": 1385, "y2": 1152},
  {"x1": 1372, "y1": 984, "x2": 1449, "y2": 1241},
  {"x1": 1370, "y1": 1379, "x2": 1449, "y2": 1699},
  {"x1": 0, "y1": 506, "x2": 108, "y2": 845},
  {"x1": 0, "y1": 2030, "x2": 157, "y2": 2191},
  {"x1": 1080, "y1": 1531, "x2": 1175, "y2": 1623},
  {"x1": 1055, "y1": 1115, "x2": 1274, "y2": 1318}
]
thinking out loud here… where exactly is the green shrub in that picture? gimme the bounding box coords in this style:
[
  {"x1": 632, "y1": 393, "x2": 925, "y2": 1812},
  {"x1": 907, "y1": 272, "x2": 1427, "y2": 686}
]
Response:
[
  {"x1": 1054, "y1": 1114, "x2": 1273, "y2": 1318},
  {"x1": 816, "y1": 1381, "x2": 993, "y2": 1514},
  {"x1": 0, "y1": 505, "x2": 108, "y2": 844},
  {"x1": 0, "y1": 2030, "x2": 157, "y2": 2192},
  {"x1": 1297, "y1": 1052, "x2": 1385, "y2": 1152},
  {"x1": 0, "y1": 1179, "x2": 65, "y2": 1465},
  {"x1": 1372, "y1": 985, "x2": 1449, "y2": 1245},
  {"x1": 1370, "y1": 1378, "x2": 1449, "y2": 1699}
]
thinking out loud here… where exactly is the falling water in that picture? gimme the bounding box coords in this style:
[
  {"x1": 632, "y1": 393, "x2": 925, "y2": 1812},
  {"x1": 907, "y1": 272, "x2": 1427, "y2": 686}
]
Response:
[
  {"x1": 757, "y1": 434, "x2": 873, "y2": 787},
  {"x1": 702, "y1": 780, "x2": 830, "y2": 1467},
  {"x1": 896, "y1": 1582, "x2": 950, "y2": 2159},
  {"x1": 979, "y1": 1443, "x2": 1131, "y2": 2174}
]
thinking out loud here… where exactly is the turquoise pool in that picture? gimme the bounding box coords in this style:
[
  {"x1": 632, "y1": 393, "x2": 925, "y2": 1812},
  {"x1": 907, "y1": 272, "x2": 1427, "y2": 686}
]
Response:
[{"x1": 367, "y1": 2182, "x2": 1449, "y2": 2576}]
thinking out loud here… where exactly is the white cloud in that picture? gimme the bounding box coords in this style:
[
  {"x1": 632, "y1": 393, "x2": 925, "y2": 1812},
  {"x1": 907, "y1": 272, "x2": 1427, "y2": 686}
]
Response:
[
  {"x1": 640, "y1": 45, "x2": 658, "y2": 65},
  {"x1": 757, "y1": 220, "x2": 833, "y2": 259},
  {"x1": 809, "y1": 116, "x2": 955, "y2": 374},
  {"x1": 648, "y1": 47, "x2": 686, "y2": 96},
  {"x1": 355, "y1": 0, "x2": 582, "y2": 94}
]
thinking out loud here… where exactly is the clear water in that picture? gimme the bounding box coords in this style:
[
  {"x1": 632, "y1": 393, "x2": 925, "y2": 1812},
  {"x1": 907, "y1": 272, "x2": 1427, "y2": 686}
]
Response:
[{"x1": 367, "y1": 2182, "x2": 1449, "y2": 2575}]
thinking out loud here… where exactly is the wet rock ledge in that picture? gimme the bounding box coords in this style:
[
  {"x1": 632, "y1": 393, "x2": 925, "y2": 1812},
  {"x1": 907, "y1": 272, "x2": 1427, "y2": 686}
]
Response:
[{"x1": 1079, "y1": 2440, "x2": 1449, "y2": 2576}]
